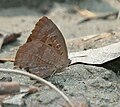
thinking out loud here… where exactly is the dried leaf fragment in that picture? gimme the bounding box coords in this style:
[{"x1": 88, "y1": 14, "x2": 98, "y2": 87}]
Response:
[
  {"x1": 69, "y1": 41, "x2": 120, "y2": 65},
  {"x1": 0, "y1": 82, "x2": 20, "y2": 94},
  {"x1": 3, "y1": 33, "x2": 21, "y2": 45},
  {"x1": 0, "y1": 32, "x2": 21, "y2": 51},
  {"x1": 75, "y1": 7, "x2": 96, "y2": 18}
]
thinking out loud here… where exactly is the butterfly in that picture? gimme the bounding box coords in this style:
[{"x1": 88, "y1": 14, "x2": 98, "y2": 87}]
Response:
[{"x1": 14, "y1": 16, "x2": 70, "y2": 78}]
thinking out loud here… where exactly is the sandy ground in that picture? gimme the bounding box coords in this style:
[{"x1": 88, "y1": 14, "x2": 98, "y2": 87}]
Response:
[{"x1": 0, "y1": 0, "x2": 120, "y2": 107}]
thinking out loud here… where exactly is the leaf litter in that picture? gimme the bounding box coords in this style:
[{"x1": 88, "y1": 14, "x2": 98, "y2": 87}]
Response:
[
  {"x1": 0, "y1": 19, "x2": 120, "y2": 107},
  {"x1": 0, "y1": 0, "x2": 119, "y2": 106}
]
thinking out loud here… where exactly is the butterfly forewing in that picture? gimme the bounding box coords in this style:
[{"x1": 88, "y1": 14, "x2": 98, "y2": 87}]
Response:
[{"x1": 27, "y1": 17, "x2": 68, "y2": 60}]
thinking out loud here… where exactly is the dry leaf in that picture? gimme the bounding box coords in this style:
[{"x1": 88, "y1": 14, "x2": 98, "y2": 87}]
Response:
[
  {"x1": 3, "y1": 33, "x2": 21, "y2": 45},
  {"x1": 0, "y1": 33, "x2": 21, "y2": 50},
  {"x1": 0, "y1": 82, "x2": 20, "y2": 94},
  {"x1": 0, "y1": 50, "x2": 16, "y2": 62},
  {"x1": 1, "y1": 93, "x2": 26, "y2": 107},
  {"x1": 78, "y1": 11, "x2": 118, "y2": 24},
  {"x1": 0, "y1": 82, "x2": 38, "y2": 107},
  {"x1": 75, "y1": 6, "x2": 96, "y2": 18},
  {"x1": 69, "y1": 41, "x2": 120, "y2": 65},
  {"x1": 67, "y1": 31, "x2": 120, "y2": 51}
]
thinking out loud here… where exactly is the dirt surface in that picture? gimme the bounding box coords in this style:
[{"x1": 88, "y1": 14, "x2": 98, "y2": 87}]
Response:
[{"x1": 0, "y1": 0, "x2": 120, "y2": 107}]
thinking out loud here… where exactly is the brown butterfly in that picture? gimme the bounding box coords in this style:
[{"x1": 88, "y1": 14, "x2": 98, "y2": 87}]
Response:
[{"x1": 14, "y1": 16, "x2": 70, "y2": 78}]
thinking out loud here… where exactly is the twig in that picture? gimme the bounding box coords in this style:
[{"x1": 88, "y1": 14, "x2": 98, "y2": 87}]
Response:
[
  {"x1": 0, "y1": 68, "x2": 74, "y2": 107},
  {"x1": 78, "y1": 11, "x2": 119, "y2": 24}
]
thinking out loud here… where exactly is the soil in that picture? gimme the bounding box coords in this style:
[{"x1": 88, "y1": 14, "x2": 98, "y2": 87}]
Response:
[{"x1": 0, "y1": 0, "x2": 120, "y2": 107}]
